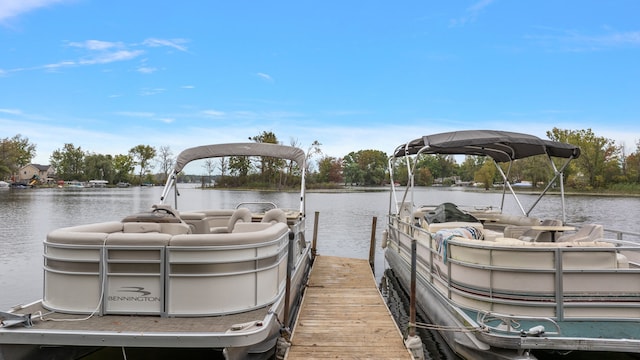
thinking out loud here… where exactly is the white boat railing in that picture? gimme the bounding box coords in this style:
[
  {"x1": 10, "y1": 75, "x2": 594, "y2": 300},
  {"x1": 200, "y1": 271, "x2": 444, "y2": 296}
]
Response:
[
  {"x1": 43, "y1": 222, "x2": 297, "y2": 317},
  {"x1": 386, "y1": 216, "x2": 640, "y2": 322}
]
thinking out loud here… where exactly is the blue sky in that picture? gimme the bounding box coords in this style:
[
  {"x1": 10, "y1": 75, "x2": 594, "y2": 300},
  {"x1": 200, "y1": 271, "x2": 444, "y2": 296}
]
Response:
[{"x1": 1, "y1": 1, "x2": 639, "y2": 171}]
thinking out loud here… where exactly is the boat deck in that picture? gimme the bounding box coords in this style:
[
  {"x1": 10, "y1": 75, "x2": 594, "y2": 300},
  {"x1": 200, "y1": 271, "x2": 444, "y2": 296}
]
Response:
[
  {"x1": 285, "y1": 256, "x2": 412, "y2": 359},
  {"x1": 1, "y1": 301, "x2": 275, "y2": 349},
  {"x1": 12, "y1": 301, "x2": 268, "y2": 333}
]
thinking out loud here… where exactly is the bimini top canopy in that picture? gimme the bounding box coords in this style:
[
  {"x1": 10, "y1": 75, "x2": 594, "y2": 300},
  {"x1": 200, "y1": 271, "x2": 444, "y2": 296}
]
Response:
[
  {"x1": 393, "y1": 130, "x2": 580, "y2": 162},
  {"x1": 173, "y1": 142, "x2": 306, "y2": 174}
]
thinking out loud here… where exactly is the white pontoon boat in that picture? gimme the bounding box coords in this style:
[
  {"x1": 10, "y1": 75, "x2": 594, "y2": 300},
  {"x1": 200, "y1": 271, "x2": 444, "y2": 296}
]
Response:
[
  {"x1": 384, "y1": 130, "x2": 640, "y2": 359},
  {"x1": 0, "y1": 142, "x2": 312, "y2": 360}
]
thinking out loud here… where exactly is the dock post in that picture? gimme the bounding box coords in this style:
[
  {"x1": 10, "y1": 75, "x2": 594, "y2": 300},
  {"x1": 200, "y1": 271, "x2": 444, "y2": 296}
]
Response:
[
  {"x1": 369, "y1": 216, "x2": 377, "y2": 272},
  {"x1": 311, "y1": 211, "x2": 319, "y2": 261},
  {"x1": 409, "y1": 238, "x2": 417, "y2": 337},
  {"x1": 284, "y1": 234, "x2": 295, "y2": 327},
  {"x1": 405, "y1": 238, "x2": 425, "y2": 359}
]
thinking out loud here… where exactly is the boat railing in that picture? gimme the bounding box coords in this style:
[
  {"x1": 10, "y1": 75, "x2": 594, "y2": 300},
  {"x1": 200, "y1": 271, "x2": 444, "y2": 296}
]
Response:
[
  {"x1": 600, "y1": 226, "x2": 640, "y2": 241},
  {"x1": 386, "y1": 215, "x2": 640, "y2": 322},
  {"x1": 236, "y1": 201, "x2": 277, "y2": 211}
]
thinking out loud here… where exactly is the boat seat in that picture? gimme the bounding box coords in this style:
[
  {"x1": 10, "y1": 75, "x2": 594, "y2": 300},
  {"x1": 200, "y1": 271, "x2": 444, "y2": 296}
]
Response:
[
  {"x1": 46, "y1": 221, "x2": 123, "y2": 245},
  {"x1": 557, "y1": 224, "x2": 603, "y2": 242},
  {"x1": 428, "y1": 222, "x2": 483, "y2": 233},
  {"x1": 122, "y1": 222, "x2": 191, "y2": 235},
  {"x1": 518, "y1": 219, "x2": 564, "y2": 242},
  {"x1": 170, "y1": 222, "x2": 289, "y2": 246},
  {"x1": 106, "y1": 232, "x2": 172, "y2": 245},
  {"x1": 261, "y1": 208, "x2": 287, "y2": 224},
  {"x1": 123, "y1": 222, "x2": 162, "y2": 233},
  {"x1": 209, "y1": 208, "x2": 252, "y2": 233},
  {"x1": 504, "y1": 225, "x2": 532, "y2": 239},
  {"x1": 233, "y1": 222, "x2": 274, "y2": 233}
]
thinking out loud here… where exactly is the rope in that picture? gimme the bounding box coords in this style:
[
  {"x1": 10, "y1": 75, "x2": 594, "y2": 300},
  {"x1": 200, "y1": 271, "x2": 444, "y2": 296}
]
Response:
[
  {"x1": 268, "y1": 309, "x2": 285, "y2": 328},
  {"x1": 409, "y1": 321, "x2": 482, "y2": 333}
]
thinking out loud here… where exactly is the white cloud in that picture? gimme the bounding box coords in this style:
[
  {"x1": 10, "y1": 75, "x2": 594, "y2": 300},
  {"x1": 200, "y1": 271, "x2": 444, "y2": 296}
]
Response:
[
  {"x1": 79, "y1": 49, "x2": 145, "y2": 65},
  {"x1": 139, "y1": 88, "x2": 166, "y2": 96},
  {"x1": 114, "y1": 111, "x2": 155, "y2": 118},
  {"x1": 467, "y1": 0, "x2": 494, "y2": 13},
  {"x1": 0, "y1": 108, "x2": 23, "y2": 115},
  {"x1": 42, "y1": 60, "x2": 76, "y2": 70},
  {"x1": 202, "y1": 110, "x2": 226, "y2": 117},
  {"x1": 526, "y1": 28, "x2": 640, "y2": 52},
  {"x1": 67, "y1": 40, "x2": 124, "y2": 51},
  {"x1": 257, "y1": 72, "x2": 273, "y2": 82},
  {"x1": 579, "y1": 31, "x2": 640, "y2": 47},
  {"x1": 0, "y1": 0, "x2": 68, "y2": 22},
  {"x1": 449, "y1": 0, "x2": 495, "y2": 27},
  {"x1": 6, "y1": 37, "x2": 187, "y2": 75},
  {"x1": 137, "y1": 66, "x2": 157, "y2": 74},
  {"x1": 143, "y1": 38, "x2": 189, "y2": 52}
]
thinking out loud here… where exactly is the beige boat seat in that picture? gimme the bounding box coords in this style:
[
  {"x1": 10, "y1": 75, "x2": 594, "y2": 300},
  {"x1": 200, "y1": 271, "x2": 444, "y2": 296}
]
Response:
[
  {"x1": 209, "y1": 207, "x2": 252, "y2": 233},
  {"x1": 518, "y1": 219, "x2": 564, "y2": 242},
  {"x1": 261, "y1": 208, "x2": 287, "y2": 224},
  {"x1": 557, "y1": 224, "x2": 604, "y2": 242},
  {"x1": 428, "y1": 222, "x2": 483, "y2": 233},
  {"x1": 123, "y1": 222, "x2": 162, "y2": 233}
]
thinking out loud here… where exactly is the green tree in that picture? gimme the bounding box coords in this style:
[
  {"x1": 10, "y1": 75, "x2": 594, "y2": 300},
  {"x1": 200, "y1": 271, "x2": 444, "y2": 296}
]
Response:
[
  {"x1": 250, "y1": 131, "x2": 282, "y2": 185},
  {"x1": 342, "y1": 152, "x2": 364, "y2": 185},
  {"x1": 415, "y1": 167, "x2": 433, "y2": 186},
  {"x1": 50, "y1": 143, "x2": 86, "y2": 181},
  {"x1": 417, "y1": 154, "x2": 457, "y2": 180},
  {"x1": 84, "y1": 153, "x2": 114, "y2": 183},
  {"x1": 317, "y1": 156, "x2": 343, "y2": 183},
  {"x1": 474, "y1": 159, "x2": 496, "y2": 190},
  {"x1": 547, "y1": 128, "x2": 619, "y2": 189},
  {"x1": 625, "y1": 141, "x2": 640, "y2": 183},
  {"x1": 343, "y1": 150, "x2": 388, "y2": 186},
  {"x1": 228, "y1": 155, "x2": 252, "y2": 185},
  {"x1": 459, "y1": 156, "x2": 483, "y2": 182},
  {"x1": 0, "y1": 135, "x2": 37, "y2": 179},
  {"x1": 129, "y1": 145, "x2": 157, "y2": 185},
  {"x1": 519, "y1": 155, "x2": 551, "y2": 188},
  {"x1": 113, "y1": 154, "x2": 134, "y2": 184}
]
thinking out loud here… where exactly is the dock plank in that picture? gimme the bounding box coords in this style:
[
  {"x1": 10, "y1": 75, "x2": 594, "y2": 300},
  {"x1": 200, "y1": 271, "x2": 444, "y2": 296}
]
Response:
[{"x1": 285, "y1": 256, "x2": 412, "y2": 359}]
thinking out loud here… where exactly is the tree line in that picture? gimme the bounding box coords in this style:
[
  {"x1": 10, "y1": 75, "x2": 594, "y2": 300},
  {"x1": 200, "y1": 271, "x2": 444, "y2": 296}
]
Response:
[{"x1": 2, "y1": 128, "x2": 640, "y2": 191}]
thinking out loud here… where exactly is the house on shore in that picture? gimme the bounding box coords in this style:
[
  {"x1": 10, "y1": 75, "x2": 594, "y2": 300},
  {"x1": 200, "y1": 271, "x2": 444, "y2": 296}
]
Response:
[{"x1": 17, "y1": 164, "x2": 55, "y2": 184}]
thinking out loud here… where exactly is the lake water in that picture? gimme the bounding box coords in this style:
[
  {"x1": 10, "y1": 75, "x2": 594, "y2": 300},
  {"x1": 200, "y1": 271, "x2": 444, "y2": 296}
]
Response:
[{"x1": 1, "y1": 185, "x2": 639, "y2": 359}]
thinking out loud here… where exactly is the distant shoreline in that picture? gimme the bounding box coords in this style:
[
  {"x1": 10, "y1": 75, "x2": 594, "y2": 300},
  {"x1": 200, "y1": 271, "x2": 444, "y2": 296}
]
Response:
[{"x1": 17, "y1": 183, "x2": 640, "y2": 197}]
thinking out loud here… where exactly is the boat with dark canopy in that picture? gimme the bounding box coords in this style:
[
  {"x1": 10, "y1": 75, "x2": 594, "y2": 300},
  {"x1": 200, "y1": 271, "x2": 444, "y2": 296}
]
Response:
[{"x1": 384, "y1": 130, "x2": 640, "y2": 359}]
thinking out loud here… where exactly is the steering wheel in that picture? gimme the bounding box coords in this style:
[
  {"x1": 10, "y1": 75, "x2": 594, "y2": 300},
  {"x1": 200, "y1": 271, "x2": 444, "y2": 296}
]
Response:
[{"x1": 152, "y1": 204, "x2": 178, "y2": 218}]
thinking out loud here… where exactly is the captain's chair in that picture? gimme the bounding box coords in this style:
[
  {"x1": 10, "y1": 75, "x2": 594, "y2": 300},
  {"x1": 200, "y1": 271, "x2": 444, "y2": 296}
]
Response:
[
  {"x1": 261, "y1": 208, "x2": 287, "y2": 224},
  {"x1": 557, "y1": 224, "x2": 603, "y2": 242},
  {"x1": 210, "y1": 208, "x2": 252, "y2": 233}
]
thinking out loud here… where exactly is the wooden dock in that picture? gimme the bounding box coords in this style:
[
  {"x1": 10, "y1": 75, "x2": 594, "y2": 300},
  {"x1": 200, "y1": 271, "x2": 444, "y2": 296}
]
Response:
[{"x1": 285, "y1": 255, "x2": 413, "y2": 359}]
